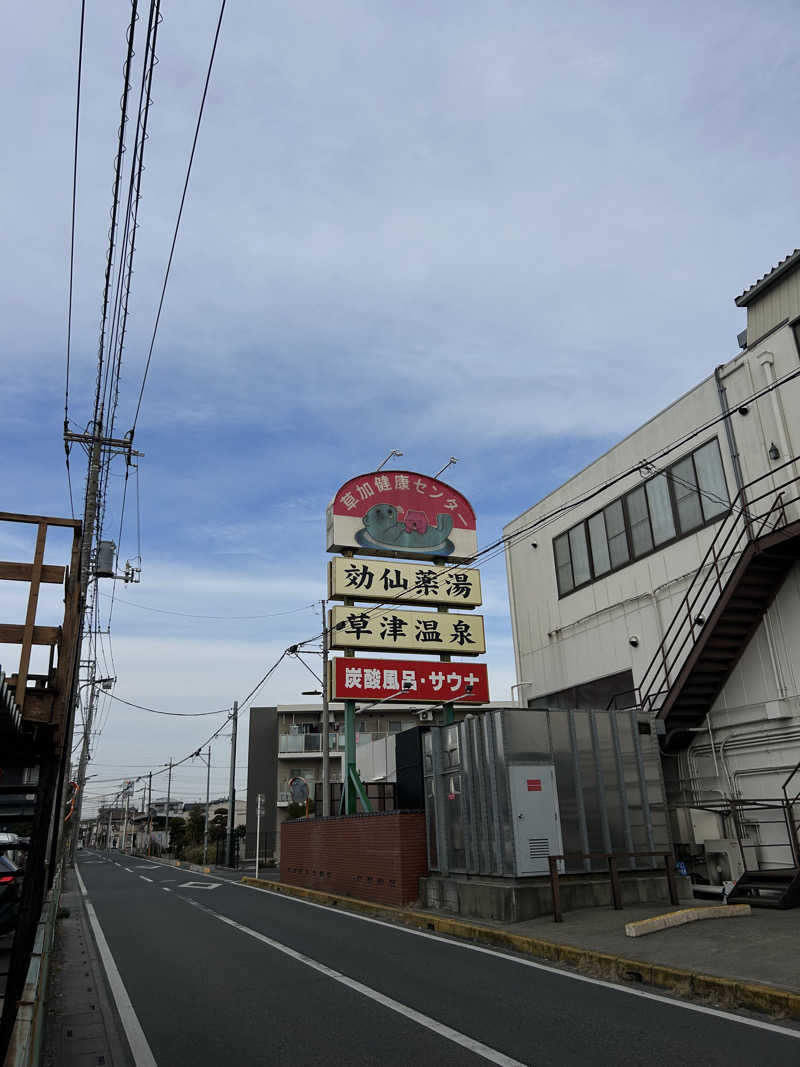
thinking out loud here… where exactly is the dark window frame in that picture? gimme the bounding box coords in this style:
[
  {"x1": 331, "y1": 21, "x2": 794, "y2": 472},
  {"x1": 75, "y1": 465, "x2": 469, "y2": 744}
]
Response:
[{"x1": 552, "y1": 437, "x2": 730, "y2": 598}]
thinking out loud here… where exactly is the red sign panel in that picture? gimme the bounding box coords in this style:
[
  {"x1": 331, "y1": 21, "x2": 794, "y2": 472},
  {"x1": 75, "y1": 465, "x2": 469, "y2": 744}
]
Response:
[
  {"x1": 330, "y1": 657, "x2": 489, "y2": 704},
  {"x1": 527, "y1": 779, "x2": 542, "y2": 792},
  {"x1": 327, "y1": 471, "x2": 477, "y2": 562}
]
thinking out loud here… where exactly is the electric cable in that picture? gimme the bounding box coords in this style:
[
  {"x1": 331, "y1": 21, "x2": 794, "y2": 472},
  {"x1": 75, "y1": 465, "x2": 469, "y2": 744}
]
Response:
[
  {"x1": 105, "y1": 693, "x2": 231, "y2": 717},
  {"x1": 130, "y1": 0, "x2": 227, "y2": 436},
  {"x1": 64, "y1": 0, "x2": 87, "y2": 521},
  {"x1": 93, "y1": 0, "x2": 139, "y2": 433},
  {"x1": 98, "y1": 594, "x2": 317, "y2": 621}
]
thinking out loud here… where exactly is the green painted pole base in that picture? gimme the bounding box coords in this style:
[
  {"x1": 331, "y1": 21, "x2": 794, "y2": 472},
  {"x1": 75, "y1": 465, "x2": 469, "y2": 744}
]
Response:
[{"x1": 341, "y1": 699, "x2": 373, "y2": 814}]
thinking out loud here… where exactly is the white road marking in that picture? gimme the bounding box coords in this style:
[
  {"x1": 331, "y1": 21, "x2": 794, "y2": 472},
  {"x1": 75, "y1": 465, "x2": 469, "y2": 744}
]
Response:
[
  {"x1": 178, "y1": 881, "x2": 221, "y2": 890},
  {"x1": 189, "y1": 901, "x2": 523, "y2": 1066},
  {"x1": 139, "y1": 858, "x2": 800, "y2": 1040},
  {"x1": 139, "y1": 876, "x2": 153, "y2": 883},
  {"x1": 75, "y1": 869, "x2": 157, "y2": 1067},
  {"x1": 134, "y1": 865, "x2": 159, "y2": 870},
  {"x1": 162, "y1": 887, "x2": 171, "y2": 892},
  {"x1": 124, "y1": 867, "x2": 133, "y2": 873},
  {"x1": 234, "y1": 881, "x2": 800, "y2": 1040}
]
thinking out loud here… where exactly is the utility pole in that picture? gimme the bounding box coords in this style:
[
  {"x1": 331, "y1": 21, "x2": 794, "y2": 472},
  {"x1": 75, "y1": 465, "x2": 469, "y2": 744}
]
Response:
[
  {"x1": 107, "y1": 797, "x2": 114, "y2": 849},
  {"x1": 202, "y1": 747, "x2": 211, "y2": 867},
  {"x1": 69, "y1": 674, "x2": 96, "y2": 862},
  {"x1": 70, "y1": 674, "x2": 115, "y2": 862},
  {"x1": 321, "y1": 600, "x2": 331, "y2": 817},
  {"x1": 121, "y1": 784, "x2": 130, "y2": 853},
  {"x1": 63, "y1": 406, "x2": 142, "y2": 863},
  {"x1": 225, "y1": 702, "x2": 238, "y2": 867},
  {"x1": 146, "y1": 772, "x2": 152, "y2": 856},
  {"x1": 164, "y1": 758, "x2": 173, "y2": 856}
]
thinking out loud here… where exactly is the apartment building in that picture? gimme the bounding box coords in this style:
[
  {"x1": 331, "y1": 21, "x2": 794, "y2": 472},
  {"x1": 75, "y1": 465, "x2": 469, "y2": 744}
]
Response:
[{"x1": 245, "y1": 702, "x2": 425, "y2": 858}]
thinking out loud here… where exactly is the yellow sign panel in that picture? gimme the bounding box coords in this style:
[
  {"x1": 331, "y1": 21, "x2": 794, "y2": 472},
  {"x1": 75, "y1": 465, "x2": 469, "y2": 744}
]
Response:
[
  {"x1": 328, "y1": 558, "x2": 481, "y2": 609},
  {"x1": 329, "y1": 606, "x2": 485, "y2": 657}
]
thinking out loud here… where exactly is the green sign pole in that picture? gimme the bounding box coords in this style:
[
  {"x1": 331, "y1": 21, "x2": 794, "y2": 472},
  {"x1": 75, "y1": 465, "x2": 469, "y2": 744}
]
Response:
[{"x1": 342, "y1": 699, "x2": 372, "y2": 814}]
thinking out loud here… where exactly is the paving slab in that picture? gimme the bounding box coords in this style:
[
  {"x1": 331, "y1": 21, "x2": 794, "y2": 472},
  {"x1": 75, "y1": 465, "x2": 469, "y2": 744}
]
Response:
[{"x1": 471, "y1": 899, "x2": 800, "y2": 993}]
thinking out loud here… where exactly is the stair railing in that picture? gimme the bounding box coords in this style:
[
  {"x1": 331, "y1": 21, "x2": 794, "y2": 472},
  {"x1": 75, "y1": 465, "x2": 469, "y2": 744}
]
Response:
[
  {"x1": 782, "y1": 759, "x2": 800, "y2": 869},
  {"x1": 638, "y1": 456, "x2": 800, "y2": 717}
]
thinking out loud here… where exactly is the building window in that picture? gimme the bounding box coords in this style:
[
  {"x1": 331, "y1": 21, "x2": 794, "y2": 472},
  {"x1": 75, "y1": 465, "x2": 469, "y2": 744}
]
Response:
[{"x1": 553, "y1": 438, "x2": 729, "y2": 597}]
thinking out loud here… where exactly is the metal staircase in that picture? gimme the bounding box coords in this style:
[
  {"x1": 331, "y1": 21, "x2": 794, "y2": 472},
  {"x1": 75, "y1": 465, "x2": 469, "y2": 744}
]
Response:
[
  {"x1": 638, "y1": 457, "x2": 800, "y2": 750},
  {"x1": 727, "y1": 868, "x2": 800, "y2": 909}
]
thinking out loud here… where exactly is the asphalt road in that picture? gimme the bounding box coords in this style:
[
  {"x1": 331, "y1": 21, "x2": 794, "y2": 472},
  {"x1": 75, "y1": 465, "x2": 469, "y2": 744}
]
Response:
[{"x1": 76, "y1": 851, "x2": 800, "y2": 1066}]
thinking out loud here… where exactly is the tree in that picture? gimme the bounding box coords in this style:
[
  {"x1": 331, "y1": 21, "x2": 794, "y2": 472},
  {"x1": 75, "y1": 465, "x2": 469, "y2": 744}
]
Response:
[
  {"x1": 186, "y1": 804, "x2": 205, "y2": 845},
  {"x1": 168, "y1": 817, "x2": 186, "y2": 857},
  {"x1": 210, "y1": 807, "x2": 228, "y2": 843}
]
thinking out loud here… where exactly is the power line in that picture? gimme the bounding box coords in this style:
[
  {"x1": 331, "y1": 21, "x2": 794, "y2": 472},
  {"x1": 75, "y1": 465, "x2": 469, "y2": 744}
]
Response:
[
  {"x1": 98, "y1": 594, "x2": 316, "y2": 621},
  {"x1": 131, "y1": 0, "x2": 227, "y2": 435},
  {"x1": 93, "y1": 0, "x2": 139, "y2": 432},
  {"x1": 105, "y1": 693, "x2": 231, "y2": 717},
  {"x1": 64, "y1": 0, "x2": 86, "y2": 522}
]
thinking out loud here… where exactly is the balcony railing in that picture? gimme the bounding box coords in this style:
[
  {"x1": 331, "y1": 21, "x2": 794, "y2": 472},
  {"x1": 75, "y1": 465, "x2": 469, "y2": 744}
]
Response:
[{"x1": 278, "y1": 733, "x2": 346, "y2": 754}]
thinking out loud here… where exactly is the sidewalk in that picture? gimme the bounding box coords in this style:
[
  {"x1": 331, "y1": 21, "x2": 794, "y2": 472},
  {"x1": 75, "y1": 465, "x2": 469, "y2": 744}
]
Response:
[
  {"x1": 41, "y1": 868, "x2": 133, "y2": 1067},
  {"x1": 242, "y1": 875, "x2": 800, "y2": 1021}
]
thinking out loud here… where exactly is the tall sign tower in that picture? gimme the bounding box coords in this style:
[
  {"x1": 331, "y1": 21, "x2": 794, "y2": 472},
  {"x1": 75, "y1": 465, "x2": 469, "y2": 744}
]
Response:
[{"x1": 326, "y1": 470, "x2": 489, "y2": 813}]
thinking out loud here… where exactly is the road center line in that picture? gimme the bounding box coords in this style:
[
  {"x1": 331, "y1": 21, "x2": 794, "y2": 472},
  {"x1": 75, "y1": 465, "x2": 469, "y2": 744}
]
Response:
[{"x1": 181, "y1": 899, "x2": 523, "y2": 1066}]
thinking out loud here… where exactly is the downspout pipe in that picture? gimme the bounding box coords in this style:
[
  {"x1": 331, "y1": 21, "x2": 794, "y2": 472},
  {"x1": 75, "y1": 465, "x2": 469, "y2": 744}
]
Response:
[{"x1": 715, "y1": 365, "x2": 747, "y2": 501}]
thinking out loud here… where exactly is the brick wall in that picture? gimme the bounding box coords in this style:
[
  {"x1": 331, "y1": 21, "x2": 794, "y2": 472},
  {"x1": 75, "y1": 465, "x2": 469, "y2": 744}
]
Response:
[{"x1": 280, "y1": 811, "x2": 428, "y2": 907}]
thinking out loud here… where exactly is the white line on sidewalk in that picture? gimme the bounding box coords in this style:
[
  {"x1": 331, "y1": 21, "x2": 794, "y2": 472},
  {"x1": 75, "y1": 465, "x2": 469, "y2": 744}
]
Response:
[{"x1": 75, "y1": 868, "x2": 158, "y2": 1067}]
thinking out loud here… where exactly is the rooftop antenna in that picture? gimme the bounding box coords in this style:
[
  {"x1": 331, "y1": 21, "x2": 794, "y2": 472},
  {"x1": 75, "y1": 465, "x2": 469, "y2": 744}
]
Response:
[
  {"x1": 376, "y1": 449, "x2": 403, "y2": 472},
  {"x1": 434, "y1": 457, "x2": 459, "y2": 479}
]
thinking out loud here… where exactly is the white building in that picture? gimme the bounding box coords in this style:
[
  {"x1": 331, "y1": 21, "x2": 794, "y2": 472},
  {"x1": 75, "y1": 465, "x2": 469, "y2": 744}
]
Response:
[{"x1": 504, "y1": 249, "x2": 800, "y2": 884}]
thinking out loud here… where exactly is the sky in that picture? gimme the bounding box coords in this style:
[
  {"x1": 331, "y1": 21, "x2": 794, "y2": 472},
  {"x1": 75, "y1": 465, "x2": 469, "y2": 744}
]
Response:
[{"x1": 2, "y1": 0, "x2": 799, "y2": 817}]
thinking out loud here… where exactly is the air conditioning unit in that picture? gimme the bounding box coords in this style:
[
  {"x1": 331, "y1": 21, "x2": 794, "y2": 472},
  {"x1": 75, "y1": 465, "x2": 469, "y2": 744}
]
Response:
[{"x1": 417, "y1": 710, "x2": 434, "y2": 722}]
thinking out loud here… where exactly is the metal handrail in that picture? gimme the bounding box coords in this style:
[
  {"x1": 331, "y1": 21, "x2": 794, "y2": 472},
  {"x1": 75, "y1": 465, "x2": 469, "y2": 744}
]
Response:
[
  {"x1": 638, "y1": 456, "x2": 800, "y2": 716},
  {"x1": 782, "y1": 759, "x2": 800, "y2": 805},
  {"x1": 547, "y1": 851, "x2": 678, "y2": 922}
]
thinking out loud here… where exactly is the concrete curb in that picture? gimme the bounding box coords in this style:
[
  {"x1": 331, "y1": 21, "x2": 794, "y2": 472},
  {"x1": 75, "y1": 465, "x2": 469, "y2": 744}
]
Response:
[{"x1": 241, "y1": 877, "x2": 800, "y2": 1020}]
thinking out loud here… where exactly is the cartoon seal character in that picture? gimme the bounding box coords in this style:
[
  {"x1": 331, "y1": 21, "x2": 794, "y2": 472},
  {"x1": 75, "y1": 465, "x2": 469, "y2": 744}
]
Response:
[{"x1": 356, "y1": 503, "x2": 454, "y2": 555}]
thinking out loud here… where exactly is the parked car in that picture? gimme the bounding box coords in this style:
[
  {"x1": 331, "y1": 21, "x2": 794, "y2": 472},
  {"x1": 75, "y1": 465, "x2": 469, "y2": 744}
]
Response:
[{"x1": 0, "y1": 854, "x2": 23, "y2": 935}]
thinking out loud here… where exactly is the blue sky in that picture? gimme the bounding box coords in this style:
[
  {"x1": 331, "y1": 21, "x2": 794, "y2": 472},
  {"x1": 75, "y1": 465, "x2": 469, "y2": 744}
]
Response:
[{"x1": 2, "y1": 1, "x2": 799, "y2": 813}]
